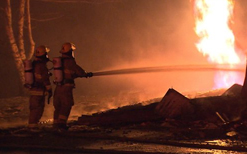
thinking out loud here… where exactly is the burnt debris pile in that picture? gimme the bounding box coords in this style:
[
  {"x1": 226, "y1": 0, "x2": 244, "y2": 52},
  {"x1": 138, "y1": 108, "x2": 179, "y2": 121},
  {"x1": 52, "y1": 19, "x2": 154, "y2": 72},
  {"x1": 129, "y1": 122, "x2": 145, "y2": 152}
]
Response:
[{"x1": 78, "y1": 84, "x2": 247, "y2": 133}]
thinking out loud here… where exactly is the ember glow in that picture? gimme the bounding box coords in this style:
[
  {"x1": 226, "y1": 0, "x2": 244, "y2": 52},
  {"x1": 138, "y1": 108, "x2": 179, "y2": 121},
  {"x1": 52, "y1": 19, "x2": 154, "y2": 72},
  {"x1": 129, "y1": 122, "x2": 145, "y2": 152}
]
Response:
[{"x1": 193, "y1": 0, "x2": 245, "y2": 89}]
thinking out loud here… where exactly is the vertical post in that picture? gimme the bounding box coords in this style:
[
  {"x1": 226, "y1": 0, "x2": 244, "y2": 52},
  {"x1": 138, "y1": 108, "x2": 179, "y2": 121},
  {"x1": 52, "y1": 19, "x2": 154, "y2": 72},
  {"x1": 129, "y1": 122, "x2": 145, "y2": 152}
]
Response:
[{"x1": 241, "y1": 60, "x2": 247, "y2": 99}]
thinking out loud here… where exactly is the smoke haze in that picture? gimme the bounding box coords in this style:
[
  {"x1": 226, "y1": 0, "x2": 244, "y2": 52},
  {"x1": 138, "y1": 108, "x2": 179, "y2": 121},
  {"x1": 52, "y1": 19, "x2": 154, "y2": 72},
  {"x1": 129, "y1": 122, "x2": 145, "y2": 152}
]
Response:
[
  {"x1": 32, "y1": 0, "x2": 211, "y2": 98},
  {"x1": 1, "y1": 0, "x2": 247, "y2": 122}
]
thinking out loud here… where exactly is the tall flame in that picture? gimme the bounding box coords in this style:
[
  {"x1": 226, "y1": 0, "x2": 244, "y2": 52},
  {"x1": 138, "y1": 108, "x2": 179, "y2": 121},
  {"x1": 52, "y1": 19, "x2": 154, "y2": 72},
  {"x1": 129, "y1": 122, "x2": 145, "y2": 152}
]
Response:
[{"x1": 193, "y1": 0, "x2": 244, "y2": 89}]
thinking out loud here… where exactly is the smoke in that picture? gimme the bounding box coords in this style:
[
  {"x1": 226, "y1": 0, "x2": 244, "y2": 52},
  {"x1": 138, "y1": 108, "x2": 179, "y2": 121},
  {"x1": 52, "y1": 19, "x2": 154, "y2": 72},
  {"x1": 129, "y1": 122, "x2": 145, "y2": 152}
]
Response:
[
  {"x1": 233, "y1": 0, "x2": 247, "y2": 54},
  {"x1": 69, "y1": 0, "x2": 213, "y2": 106},
  {"x1": 1, "y1": 0, "x2": 247, "y2": 128},
  {"x1": 37, "y1": 0, "x2": 218, "y2": 114},
  {"x1": 5, "y1": 0, "x2": 244, "y2": 117}
]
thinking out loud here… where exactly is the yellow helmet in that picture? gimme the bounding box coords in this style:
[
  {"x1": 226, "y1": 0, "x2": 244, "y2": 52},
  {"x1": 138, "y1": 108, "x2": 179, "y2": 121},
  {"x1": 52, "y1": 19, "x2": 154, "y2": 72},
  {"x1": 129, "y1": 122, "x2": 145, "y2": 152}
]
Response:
[
  {"x1": 35, "y1": 45, "x2": 50, "y2": 57},
  {"x1": 60, "y1": 42, "x2": 76, "y2": 53}
]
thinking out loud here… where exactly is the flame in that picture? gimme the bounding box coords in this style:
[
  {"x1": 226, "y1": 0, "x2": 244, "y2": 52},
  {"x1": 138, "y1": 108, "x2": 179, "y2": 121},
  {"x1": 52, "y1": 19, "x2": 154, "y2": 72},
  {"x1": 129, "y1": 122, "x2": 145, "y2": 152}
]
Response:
[{"x1": 193, "y1": 0, "x2": 244, "y2": 89}]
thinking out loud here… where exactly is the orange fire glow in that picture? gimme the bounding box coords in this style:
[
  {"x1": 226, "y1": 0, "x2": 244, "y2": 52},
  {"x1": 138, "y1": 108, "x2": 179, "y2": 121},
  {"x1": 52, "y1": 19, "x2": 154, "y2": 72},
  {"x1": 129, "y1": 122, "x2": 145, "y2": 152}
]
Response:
[{"x1": 193, "y1": 0, "x2": 244, "y2": 89}]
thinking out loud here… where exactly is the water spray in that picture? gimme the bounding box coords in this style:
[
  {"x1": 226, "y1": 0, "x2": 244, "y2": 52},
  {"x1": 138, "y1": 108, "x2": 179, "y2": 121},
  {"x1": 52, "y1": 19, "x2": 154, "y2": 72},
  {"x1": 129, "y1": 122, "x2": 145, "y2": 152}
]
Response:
[{"x1": 92, "y1": 64, "x2": 246, "y2": 77}]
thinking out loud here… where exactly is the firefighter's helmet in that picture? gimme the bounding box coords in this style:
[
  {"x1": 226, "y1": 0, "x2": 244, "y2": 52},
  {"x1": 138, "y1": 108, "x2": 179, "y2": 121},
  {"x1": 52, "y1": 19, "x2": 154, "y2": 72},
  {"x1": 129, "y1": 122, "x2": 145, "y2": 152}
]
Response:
[
  {"x1": 60, "y1": 42, "x2": 76, "y2": 53},
  {"x1": 35, "y1": 45, "x2": 50, "y2": 57}
]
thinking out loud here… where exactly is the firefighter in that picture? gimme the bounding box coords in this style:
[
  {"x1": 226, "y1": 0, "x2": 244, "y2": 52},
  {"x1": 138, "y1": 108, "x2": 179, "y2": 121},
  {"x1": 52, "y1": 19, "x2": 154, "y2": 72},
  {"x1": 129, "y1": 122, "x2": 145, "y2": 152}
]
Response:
[
  {"x1": 25, "y1": 45, "x2": 52, "y2": 129},
  {"x1": 53, "y1": 42, "x2": 93, "y2": 130}
]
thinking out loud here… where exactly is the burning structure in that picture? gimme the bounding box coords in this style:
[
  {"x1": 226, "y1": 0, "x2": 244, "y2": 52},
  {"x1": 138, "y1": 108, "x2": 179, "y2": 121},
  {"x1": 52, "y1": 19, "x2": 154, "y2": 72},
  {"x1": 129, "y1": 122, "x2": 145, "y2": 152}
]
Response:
[
  {"x1": 193, "y1": 0, "x2": 245, "y2": 88},
  {"x1": 78, "y1": 0, "x2": 247, "y2": 127},
  {"x1": 77, "y1": 83, "x2": 247, "y2": 127}
]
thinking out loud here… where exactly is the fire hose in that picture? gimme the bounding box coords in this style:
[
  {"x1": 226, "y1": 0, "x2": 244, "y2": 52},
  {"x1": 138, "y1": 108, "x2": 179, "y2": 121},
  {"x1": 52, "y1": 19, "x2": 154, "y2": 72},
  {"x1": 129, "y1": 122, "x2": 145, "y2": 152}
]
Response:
[{"x1": 92, "y1": 64, "x2": 246, "y2": 77}]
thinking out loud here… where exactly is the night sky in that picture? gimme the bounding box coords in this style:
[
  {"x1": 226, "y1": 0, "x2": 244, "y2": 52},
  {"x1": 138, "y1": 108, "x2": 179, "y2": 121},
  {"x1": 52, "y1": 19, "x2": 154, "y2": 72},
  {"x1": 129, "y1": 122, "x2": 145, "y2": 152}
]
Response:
[{"x1": 1, "y1": 0, "x2": 247, "y2": 100}]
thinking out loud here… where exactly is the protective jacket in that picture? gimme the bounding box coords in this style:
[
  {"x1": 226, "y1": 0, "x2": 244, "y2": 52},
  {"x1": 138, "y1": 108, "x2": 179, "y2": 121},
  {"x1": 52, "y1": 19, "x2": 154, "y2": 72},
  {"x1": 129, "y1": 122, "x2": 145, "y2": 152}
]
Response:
[
  {"x1": 60, "y1": 54, "x2": 87, "y2": 86},
  {"x1": 29, "y1": 58, "x2": 51, "y2": 95}
]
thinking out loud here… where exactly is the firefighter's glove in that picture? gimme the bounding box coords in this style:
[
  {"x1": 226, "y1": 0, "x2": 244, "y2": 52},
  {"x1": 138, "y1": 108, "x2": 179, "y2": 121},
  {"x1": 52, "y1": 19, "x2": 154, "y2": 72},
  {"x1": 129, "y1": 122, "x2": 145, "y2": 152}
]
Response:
[
  {"x1": 47, "y1": 89, "x2": 52, "y2": 98},
  {"x1": 47, "y1": 89, "x2": 52, "y2": 104},
  {"x1": 24, "y1": 83, "x2": 32, "y2": 89},
  {"x1": 48, "y1": 71, "x2": 53, "y2": 76},
  {"x1": 86, "y1": 72, "x2": 93, "y2": 78}
]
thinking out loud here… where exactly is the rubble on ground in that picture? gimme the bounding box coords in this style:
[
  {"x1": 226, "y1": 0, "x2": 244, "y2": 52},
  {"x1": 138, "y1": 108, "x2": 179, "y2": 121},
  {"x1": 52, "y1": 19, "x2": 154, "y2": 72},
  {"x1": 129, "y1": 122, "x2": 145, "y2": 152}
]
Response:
[{"x1": 77, "y1": 83, "x2": 247, "y2": 141}]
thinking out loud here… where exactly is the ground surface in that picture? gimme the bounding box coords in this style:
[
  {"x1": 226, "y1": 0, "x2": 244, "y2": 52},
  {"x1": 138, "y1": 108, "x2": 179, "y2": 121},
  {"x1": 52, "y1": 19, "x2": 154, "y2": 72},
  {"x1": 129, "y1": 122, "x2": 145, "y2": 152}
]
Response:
[
  {"x1": 1, "y1": 91, "x2": 247, "y2": 154},
  {"x1": 1, "y1": 120, "x2": 247, "y2": 154}
]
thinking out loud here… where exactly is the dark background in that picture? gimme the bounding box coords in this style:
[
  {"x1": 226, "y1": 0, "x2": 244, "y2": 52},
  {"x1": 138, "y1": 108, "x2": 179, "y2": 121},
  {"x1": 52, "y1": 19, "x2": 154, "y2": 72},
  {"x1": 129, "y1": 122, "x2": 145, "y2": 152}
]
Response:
[{"x1": 1, "y1": 0, "x2": 247, "y2": 100}]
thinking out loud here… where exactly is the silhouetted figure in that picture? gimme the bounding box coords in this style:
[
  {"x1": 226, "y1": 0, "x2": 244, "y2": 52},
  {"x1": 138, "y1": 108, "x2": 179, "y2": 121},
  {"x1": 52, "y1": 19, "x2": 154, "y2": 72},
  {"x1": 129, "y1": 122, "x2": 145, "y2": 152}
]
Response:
[
  {"x1": 24, "y1": 45, "x2": 52, "y2": 129},
  {"x1": 52, "y1": 42, "x2": 93, "y2": 131}
]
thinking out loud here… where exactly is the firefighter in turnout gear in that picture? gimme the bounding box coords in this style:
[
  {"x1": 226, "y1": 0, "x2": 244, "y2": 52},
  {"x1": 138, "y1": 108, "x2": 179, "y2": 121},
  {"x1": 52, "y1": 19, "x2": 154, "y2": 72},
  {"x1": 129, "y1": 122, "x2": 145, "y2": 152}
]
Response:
[
  {"x1": 53, "y1": 42, "x2": 93, "y2": 130},
  {"x1": 24, "y1": 45, "x2": 52, "y2": 128}
]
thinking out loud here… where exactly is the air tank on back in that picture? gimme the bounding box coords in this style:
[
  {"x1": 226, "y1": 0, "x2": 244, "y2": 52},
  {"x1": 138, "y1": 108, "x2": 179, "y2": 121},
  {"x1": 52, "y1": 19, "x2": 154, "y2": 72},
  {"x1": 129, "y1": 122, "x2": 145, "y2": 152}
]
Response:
[
  {"x1": 53, "y1": 57, "x2": 63, "y2": 84},
  {"x1": 23, "y1": 60, "x2": 33, "y2": 88}
]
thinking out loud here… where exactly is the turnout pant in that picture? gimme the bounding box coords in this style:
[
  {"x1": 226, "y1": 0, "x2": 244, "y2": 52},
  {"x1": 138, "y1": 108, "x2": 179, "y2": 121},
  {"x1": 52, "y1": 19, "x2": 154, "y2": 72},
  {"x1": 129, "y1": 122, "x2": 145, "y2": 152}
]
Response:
[
  {"x1": 53, "y1": 85, "x2": 74, "y2": 126},
  {"x1": 29, "y1": 95, "x2": 45, "y2": 126}
]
